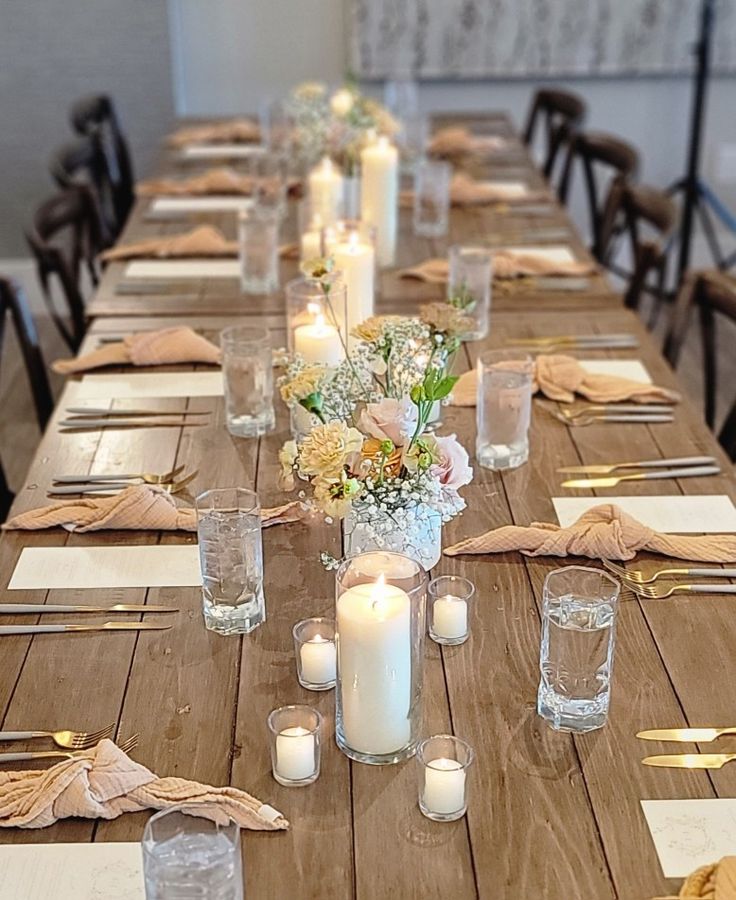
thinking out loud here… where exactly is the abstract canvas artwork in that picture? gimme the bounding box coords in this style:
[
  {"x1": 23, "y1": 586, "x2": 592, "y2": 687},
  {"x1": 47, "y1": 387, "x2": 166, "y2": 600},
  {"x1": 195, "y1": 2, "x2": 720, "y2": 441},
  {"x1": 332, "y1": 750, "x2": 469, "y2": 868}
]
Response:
[{"x1": 348, "y1": 0, "x2": 736, "y2": 79}]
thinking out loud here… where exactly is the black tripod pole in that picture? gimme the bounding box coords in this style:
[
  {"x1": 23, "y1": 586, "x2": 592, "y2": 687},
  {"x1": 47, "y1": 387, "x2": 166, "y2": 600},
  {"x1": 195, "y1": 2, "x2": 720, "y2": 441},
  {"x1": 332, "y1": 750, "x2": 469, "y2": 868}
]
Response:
[{"x1": 676, "y1": 0, "x2": 715, "y2": 283}]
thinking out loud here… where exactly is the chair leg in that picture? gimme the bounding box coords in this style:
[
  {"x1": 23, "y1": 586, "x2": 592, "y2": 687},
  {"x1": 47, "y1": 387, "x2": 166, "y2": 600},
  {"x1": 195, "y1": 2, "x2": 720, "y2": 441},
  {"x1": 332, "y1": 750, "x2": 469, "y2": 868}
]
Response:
[
  {"x1": 718, "y1": 402, "x2": 736, "y2": 462},
  {"x1": 700, "y1": 304, "x2": 717, "y2": 429},
  {"x1": 663, "y1": 272, "x2": 700, "y2": 368}
]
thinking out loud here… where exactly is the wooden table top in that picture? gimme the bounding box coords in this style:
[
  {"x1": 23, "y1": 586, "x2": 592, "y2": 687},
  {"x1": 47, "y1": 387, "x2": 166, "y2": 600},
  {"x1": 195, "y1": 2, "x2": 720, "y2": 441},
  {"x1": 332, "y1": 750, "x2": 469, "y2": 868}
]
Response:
[{"x1": 2, "y1": 115, "x2": 732, "y2": 900}]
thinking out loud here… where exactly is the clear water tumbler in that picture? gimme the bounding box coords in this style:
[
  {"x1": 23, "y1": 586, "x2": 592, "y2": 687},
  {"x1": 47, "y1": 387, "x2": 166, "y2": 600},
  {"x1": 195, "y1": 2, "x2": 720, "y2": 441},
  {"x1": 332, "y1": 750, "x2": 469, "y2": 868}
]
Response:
[
  {"x1": 412, "y1": 158, "x2": 451, "y2": 237},
  {"x1": 448, "y1": 245, "x2": 492, "y2": 341},
  {"x1": 537, "y1": 566, "x2": 620, "y2": 733},
  {"x1": 238, "y1": 206, "x2": 279, "y2": 294},
  {"x1": 476, "y1": 350, "x2": 533, "y2": 470},
  {"x1": 220, "y1": 325, "x2": 275, "y2": 438}
]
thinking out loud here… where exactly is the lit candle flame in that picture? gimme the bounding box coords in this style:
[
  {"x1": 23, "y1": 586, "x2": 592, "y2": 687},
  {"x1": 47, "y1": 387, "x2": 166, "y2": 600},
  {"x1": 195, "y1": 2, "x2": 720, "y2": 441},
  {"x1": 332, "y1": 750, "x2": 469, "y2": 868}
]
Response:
[
  {"x1": 370, "y1": 573, "x2": 386, "y2": 612},
  {"x1": 321, "y1": 156, "x2": 332, "y2": 171},
  {"x1": 314, "y1": 312, "x2": 327, "y2": 333},
  {"x1": 307, "y1": 301, "x2": 321, "y2": 316},
  {"x1": 348, "y1": 230, "x2": 360, "y2": 251}
]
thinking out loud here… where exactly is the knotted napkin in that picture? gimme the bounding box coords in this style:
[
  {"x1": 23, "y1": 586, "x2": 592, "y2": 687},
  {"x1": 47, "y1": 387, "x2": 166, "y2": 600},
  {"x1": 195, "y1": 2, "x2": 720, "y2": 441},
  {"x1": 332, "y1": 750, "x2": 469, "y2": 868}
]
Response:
[
  {"x1": 673, "y1": 856, "x2": 736, "y2": 899},
  {"x1": 52, "y1": 326, "x2": 222, "y2": 375},
  {"x1": 137, "y1": 167, "x2": 254, "y2": 197},
  {"x1": 167, "y1": 118, "x2": 261, "y2": 147},
  {"x1": 100, "y1": 225, "x2": 238, "y2": 262},
  {"x1": 448, "y1": 355, "x2": 680, "y2": 407},
  {"x1": 427, "y1": 126, "x2": 507, "y2": 158},
  {"x1": 2, "y1": 485, "x2": 309, "y2": 533},
  {"x1": 399, "y1": 253, "x2": 595, "y2": 283},
  {"x1": 0, "y1": 738, "x2": 287, "y2": 831},
  {"x1": 444, "y1": 503, "x2": 736, "y2": 562}
]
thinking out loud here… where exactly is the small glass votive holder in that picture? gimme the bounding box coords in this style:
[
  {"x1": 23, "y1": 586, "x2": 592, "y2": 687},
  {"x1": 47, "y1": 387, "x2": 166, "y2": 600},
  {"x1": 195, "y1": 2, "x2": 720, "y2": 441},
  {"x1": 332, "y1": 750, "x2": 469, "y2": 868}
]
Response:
[
  {"x1": 428, "y1": 576, "x2": 475, "y2": 646},
  {"x1": 417, "y1": 735, "x2": 474, "y2": 822},
  {"x1": 142, "y1": 806, "x2": 243, "y2": 899},
  {"x1": 448, "y1": 245, "x2": 493, "y2": 341},
  {"x1": 220, "y1": 325, "x2": 275, "y2": 437},
  {"x1": 413, "y1": 158, "x2": 452, "y2": 237},
  {"x1": 293, "y1": 617, "x2": 336, "y2": 690},
  {"x1": 267, "y1": 705, "x2": 322, "y2": 787},
  {"x1": 286, "y1": 276, "x2": 347, "y2": 365},
  {"x1": 476, "y1": 350, "x2": 533, "y2": 471},
  {"x1": 238, "y1": 206, "x2": 280, "y2": 294}
]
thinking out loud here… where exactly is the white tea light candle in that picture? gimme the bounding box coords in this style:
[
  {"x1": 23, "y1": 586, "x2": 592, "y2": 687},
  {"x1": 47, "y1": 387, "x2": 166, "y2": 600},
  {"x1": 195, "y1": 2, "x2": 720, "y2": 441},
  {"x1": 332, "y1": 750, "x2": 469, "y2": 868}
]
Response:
[
  {"x1": 423, "y1": 757, "x2": 466, "y2": 816},
  {"x1": 275, "y1": 726, "x2": 316, "y2": 782},
  {"x1": 432, "y1": 596, "x2": 468, "y2": 641},
  {"x1": 360, "y1": 135, "x2": 398, "y2": 267},
  {"x1": 294, "y1": 313, "x2": 344, "y2": 366},
  {"x1": 309, "y1": 157, "x2": 343, "y2": 226},
  {"x1": 300, "y1": 634, "x2": 337, "y2": 686}
]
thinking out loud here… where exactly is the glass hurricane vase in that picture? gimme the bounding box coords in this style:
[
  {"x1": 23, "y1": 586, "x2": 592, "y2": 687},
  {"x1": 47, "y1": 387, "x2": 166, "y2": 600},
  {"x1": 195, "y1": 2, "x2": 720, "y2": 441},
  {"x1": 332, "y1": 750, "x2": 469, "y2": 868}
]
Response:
[{"x1": 342, "y1": 504, "x2": 442, "y2": 570}]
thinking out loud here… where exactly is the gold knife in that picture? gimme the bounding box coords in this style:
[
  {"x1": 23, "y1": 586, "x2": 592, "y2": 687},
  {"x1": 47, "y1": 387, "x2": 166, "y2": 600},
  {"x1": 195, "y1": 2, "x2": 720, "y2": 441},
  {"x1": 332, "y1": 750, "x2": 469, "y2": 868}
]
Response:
[
  {"x1": 561, "y1": 465, "x2": 721, "y2": 489},
  {"x1": 642, "y1": 753, "x2": 736, "y2": 769},
  {"x1": 557, "y1": 455, "x2": 717, "y2": 475},
  {"x1": 637, "y1": 727, "x2": 736, "y2": 742},
  {"x1": 0, "y1": 622, "x2": 173, "y2": 635},
  {"x1": 0, "y1": 604, "x2": 178, "y2": 615}
]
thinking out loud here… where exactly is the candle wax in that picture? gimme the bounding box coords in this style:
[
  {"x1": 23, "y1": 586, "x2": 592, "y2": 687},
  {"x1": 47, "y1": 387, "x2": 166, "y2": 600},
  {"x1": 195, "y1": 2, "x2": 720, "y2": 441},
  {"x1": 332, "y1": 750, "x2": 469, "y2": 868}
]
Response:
[
  {"x1": 275, "y1": 726, "x2": 316, "y2": 782},
  {"x1": 432, "y1": 595, "x2": 468, "y2": 640},
  {"x1": 423, "y1": 757, "x2": 466, "y2": 815},
  {"x1": 300, "y1": 634, "x2": 337, "y2": 685}
]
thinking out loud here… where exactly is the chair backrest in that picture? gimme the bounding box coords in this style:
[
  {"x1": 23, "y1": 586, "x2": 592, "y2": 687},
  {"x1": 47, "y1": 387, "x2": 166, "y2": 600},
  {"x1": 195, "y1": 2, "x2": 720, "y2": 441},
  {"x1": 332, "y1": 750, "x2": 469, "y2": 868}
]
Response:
[
  {"x1": 0, "y1": 278, "x2": 54, "y2": 431},
  {"x1": 25, "y1": 187, "x2": 102, "y2": 350},
  {"x1": 70, "y1": 94, "x2": 135, "y2": 231},
  {"x1": 522, "y1": 88, "x2": 586, "y2": 179},
  {"x1": 599, "y1": 179, "x2": 677, "y2": 314},
  {"x1": 48, "y1": 135, "x2": 116, "y2": 246},
  {"x1": 557, "y1": 131, "x2": 640, "y2": 260}
]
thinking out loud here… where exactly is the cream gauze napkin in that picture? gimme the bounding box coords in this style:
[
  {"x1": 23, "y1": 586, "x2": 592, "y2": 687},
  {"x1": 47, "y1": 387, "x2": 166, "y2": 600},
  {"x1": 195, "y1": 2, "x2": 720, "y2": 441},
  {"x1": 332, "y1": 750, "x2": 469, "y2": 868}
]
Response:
[
  {"x1": 137, "y1": 167, "x2": 254, "y2": 197},
  {"x1": 101, "y1": 226, "x2": 238, "y2": 262},
  {"x1": 399, "y1": 254, "x2": 595, "y2": 283},
  {"x1": 167, "y1": 118, "x2": 261, "y2": 148},
  {"x1": 427, "y1": 127, "x2": 507, "y2": 158},
  {"x1": 0, "y1": 739, "x2": 287, "y2": 831}
]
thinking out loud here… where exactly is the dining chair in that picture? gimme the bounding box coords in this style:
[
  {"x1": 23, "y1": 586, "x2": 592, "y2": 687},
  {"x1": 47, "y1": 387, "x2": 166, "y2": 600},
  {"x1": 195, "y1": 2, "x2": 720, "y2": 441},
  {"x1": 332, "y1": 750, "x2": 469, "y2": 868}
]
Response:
[
  {"x1": 48, "y1": 135, "x2": 117, "y2": 246},
  {"x1": 0, "y1": 277, "x2": 54, "y2": 431},
  {"x1": 598, "y1": 179, "x2": 678, "y2": 323},
  {"x1": 69, "y1": 94, "x2": 135, "y2": 233},
  {"x1": 557, "y1": 131, "x2": 640, "y2": 261},
  {"x1": 664, "y1": 270, "x2": 736, "y2": 457},
  {"x1": 522, "y1": 88, "x2": 587, "y2": 180},
  {"x1": 25, "y1": 187, "x2": 102, "y2": 351}
]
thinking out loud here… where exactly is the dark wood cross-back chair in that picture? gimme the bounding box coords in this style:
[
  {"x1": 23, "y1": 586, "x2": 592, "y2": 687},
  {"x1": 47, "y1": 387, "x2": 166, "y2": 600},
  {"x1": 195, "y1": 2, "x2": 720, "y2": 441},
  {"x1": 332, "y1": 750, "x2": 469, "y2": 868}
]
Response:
[
  {"x1": 70, "y1": 94, "x2": 135, "y2": 233},
  {"x1": 664, "y1": 270, "x2": 736, "y2": 458},
  {"x1": 598, "y1": 179, "x2": 678, "y2": 324},
  {"x1": 522, "y1": 88, "x2": 587, "y2": 180},
  {"x1": 48, "y1": 135, "x2": 117, "y2": 247},
  {"x1": 25, "y1": 187, "x2": 102, "y2": 351},
  {"x1": 557, "y1": 131, "x2": 640, "y2": 261}
]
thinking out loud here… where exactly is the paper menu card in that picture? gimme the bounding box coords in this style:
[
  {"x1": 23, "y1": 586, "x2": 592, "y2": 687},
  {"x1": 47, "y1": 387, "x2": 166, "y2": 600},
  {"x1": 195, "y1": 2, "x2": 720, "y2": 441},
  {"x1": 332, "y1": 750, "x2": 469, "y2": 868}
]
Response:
[
  {"x1": 124, "y1": 260, "x2": 239, "y2": 280},
  {"x1": 0, "y1": 842, "x2": 144, "y2": 899},
  {"x1": 501, "y1": 245, "x2": 576, "y2": 263},
  {"x1": 182, "y1": 143, "x2": 261, "y2": 159},
  {"x1": 76, "y1": 372, "x2": 224, "y2": 400},
  {"x1": 579, "y1": 360, "x2": 652, "y2": 383},
  {"x1": 641, "y1": 799, "x2": 736, "y2": 878},
  {"x1": 149, "y1": 196, "x2": 252, "y2": 214},
  {"x1": 8, "y1": 545, "x2": 202, "y2": 590},
  {"x1": 553, "y1": 495, "x2": 736, "y2": 533},
  {"x1": 480, "y1": 181, "x2": 530, "y2": 199}
]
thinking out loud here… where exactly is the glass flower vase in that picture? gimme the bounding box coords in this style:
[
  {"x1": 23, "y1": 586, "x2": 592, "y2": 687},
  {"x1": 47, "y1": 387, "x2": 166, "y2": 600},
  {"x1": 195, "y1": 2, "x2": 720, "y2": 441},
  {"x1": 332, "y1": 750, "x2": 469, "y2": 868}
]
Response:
[{"x1": 342, "y1": 504, "x2": 442, "y2": 570}]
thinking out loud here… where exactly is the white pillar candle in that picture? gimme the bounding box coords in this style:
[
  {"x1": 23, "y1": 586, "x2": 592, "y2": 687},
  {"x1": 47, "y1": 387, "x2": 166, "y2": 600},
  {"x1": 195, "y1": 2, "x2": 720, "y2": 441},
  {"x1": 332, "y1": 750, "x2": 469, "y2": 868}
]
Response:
[
  {"x1": 432, "y1": 595, "x2": 468, "y2": 641},
  {"x1": 300, "y1": 634, "x2": 337, "y2": 685},
  {"x1": 275, "y1": 726, "x2": 316, "y2": 782},
  {"x1": 360, "y1": 136, "x2": 398, "y2": 267},
  {"x1": 294, "y1": 313, "x2": 344, "y2": 365},
  {"x1": 337, "y1": 576, "x2": 412, "y2": 756},
  {"x1": 309, "y1": 157, "x2": 343, "y2": 226},
  {"x1": 333, "y1": 232, "x2": 375, "y2": 334},
  {"x1": 300, "y1": 213, "x2": 324, "y2": 262},
  {"x1": 423, "y1": 758, "x2": 466, "y2": 816}
]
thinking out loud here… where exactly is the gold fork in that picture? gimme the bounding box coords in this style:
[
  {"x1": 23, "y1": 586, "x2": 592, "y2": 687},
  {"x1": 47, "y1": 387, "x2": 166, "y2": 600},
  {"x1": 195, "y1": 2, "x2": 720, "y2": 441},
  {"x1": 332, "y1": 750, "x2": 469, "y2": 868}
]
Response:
[
  {"x1": 53, "y1": 465, "x2": 186, "y2": 485},
  {"x1": 0, "y1": 734, "x2": 138, "y2": 763},
  {"x1": 0, "y1": 723, "x2": 114, "y2": 749},
  {"x1": 601, "y1": 558, "x2": 736, "y2": 585},
  {"x1": 627, "y1": 581, "x2": 736, "y2": 599},
  {"x1": 48, "y1": 469, "x2": 198, "y2": 497}
]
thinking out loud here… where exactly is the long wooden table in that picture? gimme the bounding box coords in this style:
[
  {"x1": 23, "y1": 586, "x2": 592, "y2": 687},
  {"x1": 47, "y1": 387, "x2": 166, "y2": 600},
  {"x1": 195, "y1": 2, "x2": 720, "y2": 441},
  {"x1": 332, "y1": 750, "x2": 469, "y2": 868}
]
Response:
[{"x1": 2, "y1": 116, "x2": 734, "y2": 900}]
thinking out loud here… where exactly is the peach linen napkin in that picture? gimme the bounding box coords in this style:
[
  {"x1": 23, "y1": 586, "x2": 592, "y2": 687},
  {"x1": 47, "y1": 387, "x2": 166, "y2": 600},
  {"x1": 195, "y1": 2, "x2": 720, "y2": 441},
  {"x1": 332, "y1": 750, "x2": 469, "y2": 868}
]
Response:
[
  {"x1": 427, "y1": 127, "x2": 507, "y2": 158},
  {"x1": 167, "y1": 118, "x2": 261, "y2": 148},
  {"x1": 444, "y1": 504, "x2": 736, "y2": 562},
  {"x1": 399, "y1": 253, "x2": 595, "y2": 283},
  {"x1": 2, "y1": 485, "x2": 309, "y2": 533},
  {"x1": 52, "y1": 326, "x2": 222, "y2": 375},
  {"x1": 674, "y1": 857, "x2": 736, "y2": 899},
  {"x1": 137, "y1": 167, "x2": 254, "y2": 197},
  {"x1": 100, "y1": 225, "x2": 238, "y2": 262},
  {"x1": 0, "y1": 738, "x2": 288, "y2": 831},
  {"x1": 448, "y1": 355, "x2": 680, "y2": 407}
]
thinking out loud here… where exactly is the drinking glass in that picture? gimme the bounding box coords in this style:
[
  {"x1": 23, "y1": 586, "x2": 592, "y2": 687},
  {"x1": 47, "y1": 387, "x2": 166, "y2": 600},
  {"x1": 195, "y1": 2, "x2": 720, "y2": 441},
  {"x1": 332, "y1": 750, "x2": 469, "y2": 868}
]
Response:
[
  {"x1": 220, "y1": 325, "x2": 275, "y2": 437},
  {"x1": 142, "y1": 806, "x2": 243, "y2": 900},
  {"x1": 476, "y1": 350, "x2": 533, "y2": 471},
  {"x1": 448, "y1": 245, "x2": 492, "y2": 341},
  {"x1": 246, "y1": 147, "x2": 288, "y2": 218},
  {"x1": 267, "y1": 705, "x2": 322, "y2": 786},
  {"x1": 416, "y1": 735, "x2": 474, "y2": 822},
  {"x1": 537, "y1": 566, "x2": 620, "y2": 733},
  {"x1": 413, "y1": 158, "x2": 451, "y2": 237},
  {"x1": 196, "y1": 488, "x2": 266, "y2": 635},
  {"x1": 238, "y1": 206, "x2": 279, "y2": 294},
  {"x1": 259, "y1": 98, "x2": 294, "y2": 161}
]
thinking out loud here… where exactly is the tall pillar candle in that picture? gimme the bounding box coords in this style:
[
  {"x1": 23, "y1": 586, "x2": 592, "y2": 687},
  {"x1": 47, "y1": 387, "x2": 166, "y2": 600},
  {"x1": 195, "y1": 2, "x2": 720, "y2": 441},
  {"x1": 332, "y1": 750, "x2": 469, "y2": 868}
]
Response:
[
  {"x1": 360, "y1": 136, "x2": 398, "y2": 267},
  {"x1": 308, "y1": 157, "x2": 343, "y2": 226},
  {"x1": 333, "y1": 231, "x2": 375, "y2": 334}
]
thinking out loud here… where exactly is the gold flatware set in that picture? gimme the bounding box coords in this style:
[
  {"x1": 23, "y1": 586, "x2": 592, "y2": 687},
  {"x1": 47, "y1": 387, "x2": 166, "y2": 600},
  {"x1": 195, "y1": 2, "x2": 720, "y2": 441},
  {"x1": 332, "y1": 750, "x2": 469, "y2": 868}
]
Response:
[
  {"x1": 0, "y1": 733, "x2": 139, "y2": 764},
  {"x1": 543, "y1": 403, "x2": 675, "y2": 427},
  {"x1": 48, "y1": 469, "x2": 199, "y2": 496},
  {"x1": 636, "y1": 727, "x2": 736, "y2": 769},
  {"x1": 558, "y1": 455, "x2": 719, "y2": 486},
  {"x1": 507, "y1": 332, "x2": 639, "y2": 352}
]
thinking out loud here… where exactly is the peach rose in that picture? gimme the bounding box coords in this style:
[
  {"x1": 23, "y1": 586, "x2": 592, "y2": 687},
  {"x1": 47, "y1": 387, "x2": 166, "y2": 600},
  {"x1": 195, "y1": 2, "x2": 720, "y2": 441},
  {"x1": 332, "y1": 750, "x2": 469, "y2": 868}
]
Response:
[{"x1": 431, "y1": 434, "x2": 472, "y2": 490}]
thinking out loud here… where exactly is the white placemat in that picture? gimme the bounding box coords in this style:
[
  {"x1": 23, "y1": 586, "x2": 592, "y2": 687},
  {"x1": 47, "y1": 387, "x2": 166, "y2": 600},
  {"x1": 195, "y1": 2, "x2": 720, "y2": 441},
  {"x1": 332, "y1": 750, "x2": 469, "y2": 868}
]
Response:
[
  {"x1": 481, "y1": 181, "x2": 530, "y2": 199},
  {"x1": 124, "y1": 260, "x2": 239, "y2": 280},
  {"x1": 76, "y1": 372, "x2": 224, "y2": 400},
  {"x1": 149, "y1": 196, "x2": 252, "y2": 214},
  {"x1": 500, "y1": 244, "x2": 576, "y2": 263},
  {"x1": 181, "y1": 143, "x2": 261, "y2": 159},
  {"x1": 579, "y1": 359, "x2": 652, "y2": 383},
  {"x1": 553, "y1": 495, "x2": 736, "y2": 533}
]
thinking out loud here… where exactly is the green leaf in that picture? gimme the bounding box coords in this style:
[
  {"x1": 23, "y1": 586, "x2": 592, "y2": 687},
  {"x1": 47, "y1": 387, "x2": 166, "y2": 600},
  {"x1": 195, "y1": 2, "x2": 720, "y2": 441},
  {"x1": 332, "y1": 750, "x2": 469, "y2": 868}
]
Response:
[
  {"x1": 299, "y1": 392, "x2": 324, "y2": 414},
  {"x1": 432, "y1": 375, "x2": 459, "y2": 401}
]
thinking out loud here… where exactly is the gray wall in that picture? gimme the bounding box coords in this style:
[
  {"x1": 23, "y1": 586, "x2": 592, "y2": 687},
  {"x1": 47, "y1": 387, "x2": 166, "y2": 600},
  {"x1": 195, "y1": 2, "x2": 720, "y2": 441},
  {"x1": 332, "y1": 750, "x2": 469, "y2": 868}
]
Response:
[{"x1": 0, "y1": 0, "x2": 175, "y2": 257}]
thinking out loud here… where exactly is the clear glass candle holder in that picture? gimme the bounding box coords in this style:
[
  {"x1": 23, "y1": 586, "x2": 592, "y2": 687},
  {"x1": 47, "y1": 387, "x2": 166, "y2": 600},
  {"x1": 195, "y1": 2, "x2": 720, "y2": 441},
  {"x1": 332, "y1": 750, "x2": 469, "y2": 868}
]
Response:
[
  {"x1": 335, "y1": 551, "x2": 428, "y2": 765},
  {"x1": 417, "y1": 735, "x2": 474, "y2": 822},
  {"x1": 298, "y1": 198, "x2": 325, "y2": 262},
  {"x1": 322, "y1": 220, "x2": 376, "y2": 335},
  {"x1": 142, "y1": 806, "x2": 243, "y2": 899},
  {"x1": 238, "y1": 206, "x2": 280, "y2": 294},
  {"x1": 428, "y1": 575, "x2": 474, "y2": 646},
  {"x1": 267, "y1": 705, "x2": 322, "y2": 786},
  {"x1": 413, "y1": 158, "x2": 451, "y2": 238},
  {"x1": 195, "y1": 488, "x2": 266, "y2": 636},
  {"x1": 220, "y1": 325, "x2": 275, "y2": 438},
  {"x1": 286, "y1": 276, "x2": 347, "y2": 365},
  {"x1": 537, "y1": 566, "x2": 620, "y2": 733},
  {"x1": 476, "y1": 350, "x2": 533, "y2": 471},
  {"x1": 448, "y1": 245, "x2": 493, "y2": 341},
  {"x1": 293, "y1": 617, "x2": 337, "y2": 690}
]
